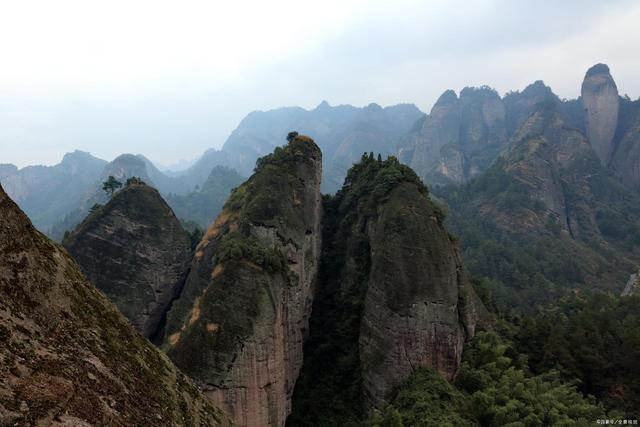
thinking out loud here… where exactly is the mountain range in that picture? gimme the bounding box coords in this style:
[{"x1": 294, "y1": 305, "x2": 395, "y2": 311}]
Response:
[{"x1": 3, "y1": 62, "x2": 640, "y2": 424}]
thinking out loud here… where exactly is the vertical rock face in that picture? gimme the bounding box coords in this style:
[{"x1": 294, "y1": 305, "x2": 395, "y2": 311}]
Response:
[
  {"x1": 63, "y1": 182, "x2": 191, "y2": 338},
  {"x1": 400, "y1": 87, "x2": 506, "y2": 185},
  {"x1": 289, "y1": 156, "x2": 487, "y2": 424},
  {"x1": 0, "y1": 184, "x2": 229, "y2": 426},
  {"x1": 359, "y1": 180, "x2": 486, "y2": 410},
  {"x1": 163, "y1": 136, "x2": 323, "y2": 427},
  {"x1": 499, "y1": 107, "x2": 601, "y2": 238},
  {"x1": 581, "y1": 63, "x2": 619, "y2": 165}
]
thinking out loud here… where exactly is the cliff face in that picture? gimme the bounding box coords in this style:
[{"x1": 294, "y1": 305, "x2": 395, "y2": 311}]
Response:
[
  {"x1": 164, "y1": 136, "x2": 323, "y2": 427},
  {"x1": 63, "y1": 183, "x2": 191, "y2": 339},
  {"x1": 581, "y1": 63, "x2": 619, "y2": 165},
  {"x1": 0, "y1": 183, "x2": 228, "y2": 426},
  {"x1": 399, "y1": 87, "x2": 506, "y2": 185},
  {"x1": 359, "y1": 180, "x2": 486, "y2": 410},
  {"x1": 288, "y1": 155, "x2": 487, "y2": 424}
]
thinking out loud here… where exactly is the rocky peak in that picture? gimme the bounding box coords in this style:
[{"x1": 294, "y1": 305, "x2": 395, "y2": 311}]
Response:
[
  {"x1": 63, "y1": 182, "x2": 191, "y2": 339},
  {"x1": 0, "y1": 183, "x2": 228, "y2": 426},
  {"x1": 401, "y1": 85, "x2": 506, "y2": 185},
  {"x1": 164, "y1": 135, "x2": 323, "y2": 427},
  {"x1": 289, "y1": 155, "x2": 488, "y2": 422},
  {"x1": 102, "y1": 153, "x2": 152, "y2": 183},
  {"x1": 581, "y1": 63, "x2": 619, "y2": 165}
]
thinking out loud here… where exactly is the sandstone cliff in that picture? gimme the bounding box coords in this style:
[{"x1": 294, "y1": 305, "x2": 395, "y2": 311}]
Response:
[
  {"x1": 163, "y1": 135, "x2": 322, "y2": 427},
  {"x1": 399, "y1": 87, "x2": 506, "y2": 185},
  {"x1": 289, "y1": 154, "x2": 487, "y2": 424},
  {"x1": 0, "y1": 183, "x2": 229, "y2": 426},
  {"x1": 63, "y1": 182, "x2": 191, "y2": 339},
  {"x1": 581, "y1": 63, "x2": 620, "y2": 165}
]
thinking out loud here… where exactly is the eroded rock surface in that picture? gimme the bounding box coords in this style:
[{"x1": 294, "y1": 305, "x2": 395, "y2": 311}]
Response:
[
  {"x1": 63, "y1": 183, "x2": 191, "y2": 339},
  {"x1": 164, "y1": 136, "x2": 323, "y2": 427}
]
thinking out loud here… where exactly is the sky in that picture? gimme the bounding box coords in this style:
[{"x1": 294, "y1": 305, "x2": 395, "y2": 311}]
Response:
[{"x1": 1, "y1": 0, "x2": 639, "y2": 168}]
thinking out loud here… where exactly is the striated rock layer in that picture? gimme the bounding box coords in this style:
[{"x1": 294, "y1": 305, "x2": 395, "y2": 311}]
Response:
[
  {"x1": 0, "y1": 183, "x2": 229, "y2": 426},
  {"x1": 63, "y1": 182, "x2": 191, "y2": 339},
  {"x1": 163, "y1": 136, "x2": 323, "y2": 427}
]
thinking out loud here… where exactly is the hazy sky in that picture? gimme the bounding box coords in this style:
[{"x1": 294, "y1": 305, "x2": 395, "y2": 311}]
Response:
[{"x1": 1, "y1": 0, "x2": 639, "y2": 168}]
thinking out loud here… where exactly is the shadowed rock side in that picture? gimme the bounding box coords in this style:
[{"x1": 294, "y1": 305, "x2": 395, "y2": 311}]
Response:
[
  {"x1": 581, "y1": 63, "x2": 619, "y2": 165},
  {"x1": 0, "y1": 184, "x2": 229, "y2": 426},
  {"x1": 163, "y1": 136, "x2": 323, "y2": 427},
  {"x1": 288, "y1": 155, "x2": 487, "y2": 425},
  {"x1": 63, "y1": 183, "x2": 191, "y2": 339}
]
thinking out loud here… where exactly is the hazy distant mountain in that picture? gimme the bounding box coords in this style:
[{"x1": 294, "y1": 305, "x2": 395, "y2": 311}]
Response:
[
  {"x1": 0, "y1": 150, "x2": 107, "y2": 233},
  {"x1": 188, "y1": 101, "x2": 423, "y2": 192}
]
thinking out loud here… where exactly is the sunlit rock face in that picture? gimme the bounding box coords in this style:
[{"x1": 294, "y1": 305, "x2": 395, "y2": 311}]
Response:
[{"x1": 163, "y1": 136, "x2": 323, "y2": 427}]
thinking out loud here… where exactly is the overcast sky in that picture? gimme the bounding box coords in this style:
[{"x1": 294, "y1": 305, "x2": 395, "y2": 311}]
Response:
[{"x1": 1, "y1": 0, "x2": 639, "y2": 168}]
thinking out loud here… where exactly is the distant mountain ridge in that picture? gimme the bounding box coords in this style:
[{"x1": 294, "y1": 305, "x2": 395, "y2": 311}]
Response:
[
  {"x1": 185, "y1": 101, "x2": 423, "y2": 192},
  {"x1": 401, "y1": 63, "x2": 640, "y2": 189}
]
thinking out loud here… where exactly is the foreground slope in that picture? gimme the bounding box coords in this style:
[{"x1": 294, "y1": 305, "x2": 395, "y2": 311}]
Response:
[
  {"x1": 63, "y1": 182, "x2": 192, "y2": 339},
  {"x1": 0, "y1": 184, "x2": 228, "y2": 426},
  {"x1": 163, "y1": 136, "x2": 323, "y2": 427},
  {"x1": 289, "y1": 154, "x2": 487, "y2": 425}
]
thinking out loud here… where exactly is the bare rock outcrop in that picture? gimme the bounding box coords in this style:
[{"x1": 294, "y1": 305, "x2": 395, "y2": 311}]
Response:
[
  {"x1": 163, "y1": 136, "x2": 322, "y2": 427},
  {"x1": 399, "y1": 87, "x2": 507, "y2": 185},
  {"x1": 359, "y1": 180, "x2": 486, "y2": 410},
  {"x1": 63, "y1": 182, "x2": 191, "y2": 339},
  {"x1": 0, "y1": 183, "x2": 229, "y2": 426},
  {"x1": 581, "y1": 63, "x2": 619, "y2": 165}
]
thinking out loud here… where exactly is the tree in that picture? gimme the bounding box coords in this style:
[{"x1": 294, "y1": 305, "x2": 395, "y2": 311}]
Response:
[
  {"x1": 125, "y1": 176, "x2": 145, "y2": 186},
  {"x1": 287, "y1": 131, "x2": 299, "y2": 142},
  {"x1": 102, "y1": 176, "x2": 123, "y2": 196}
]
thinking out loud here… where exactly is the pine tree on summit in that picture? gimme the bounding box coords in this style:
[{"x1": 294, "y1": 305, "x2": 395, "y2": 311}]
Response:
[{"x1": 102, "y1": 175, "x2": 123, "y2": 197}]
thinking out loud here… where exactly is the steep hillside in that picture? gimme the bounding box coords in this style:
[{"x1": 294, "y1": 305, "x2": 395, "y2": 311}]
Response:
[
  {"x1": 62, "y1": 182, "x2": 192, "y2": 339},
  {"x1": 288, "y1": 154, "x2": 487, "y2": 425},
  {"x1": 434, "y1": 104, "x2": 640, "y2": 309},
  {"x1": 0, "y1": 183, "x2": 229, "y2": 426},
  {"x1": 163, "y1": 135, "x2": 323, "y2": 427}
]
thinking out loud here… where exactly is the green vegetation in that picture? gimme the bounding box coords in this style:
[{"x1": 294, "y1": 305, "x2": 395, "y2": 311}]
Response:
[
  {"x1": 370, "y1": 370, "x2": 475, "y2": 427},
  {"x1": 217, "y1": 231, "x2": 287, "y2": 273},
  {"x1": 125, "y1": 176, "x2": 146, "y2": 186},
  {"x1": 372, "y1": 331, "x2": 607, "y2": 427},
  {"x1": 510, "y1": 294, "x2": 640, "y2": 417},
  {"x1": 102, "y1": 175, "x2": 122, "y2": 196},
  {"x1": 432, "y1": 156, "x2": 640, "y2": 311}
]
